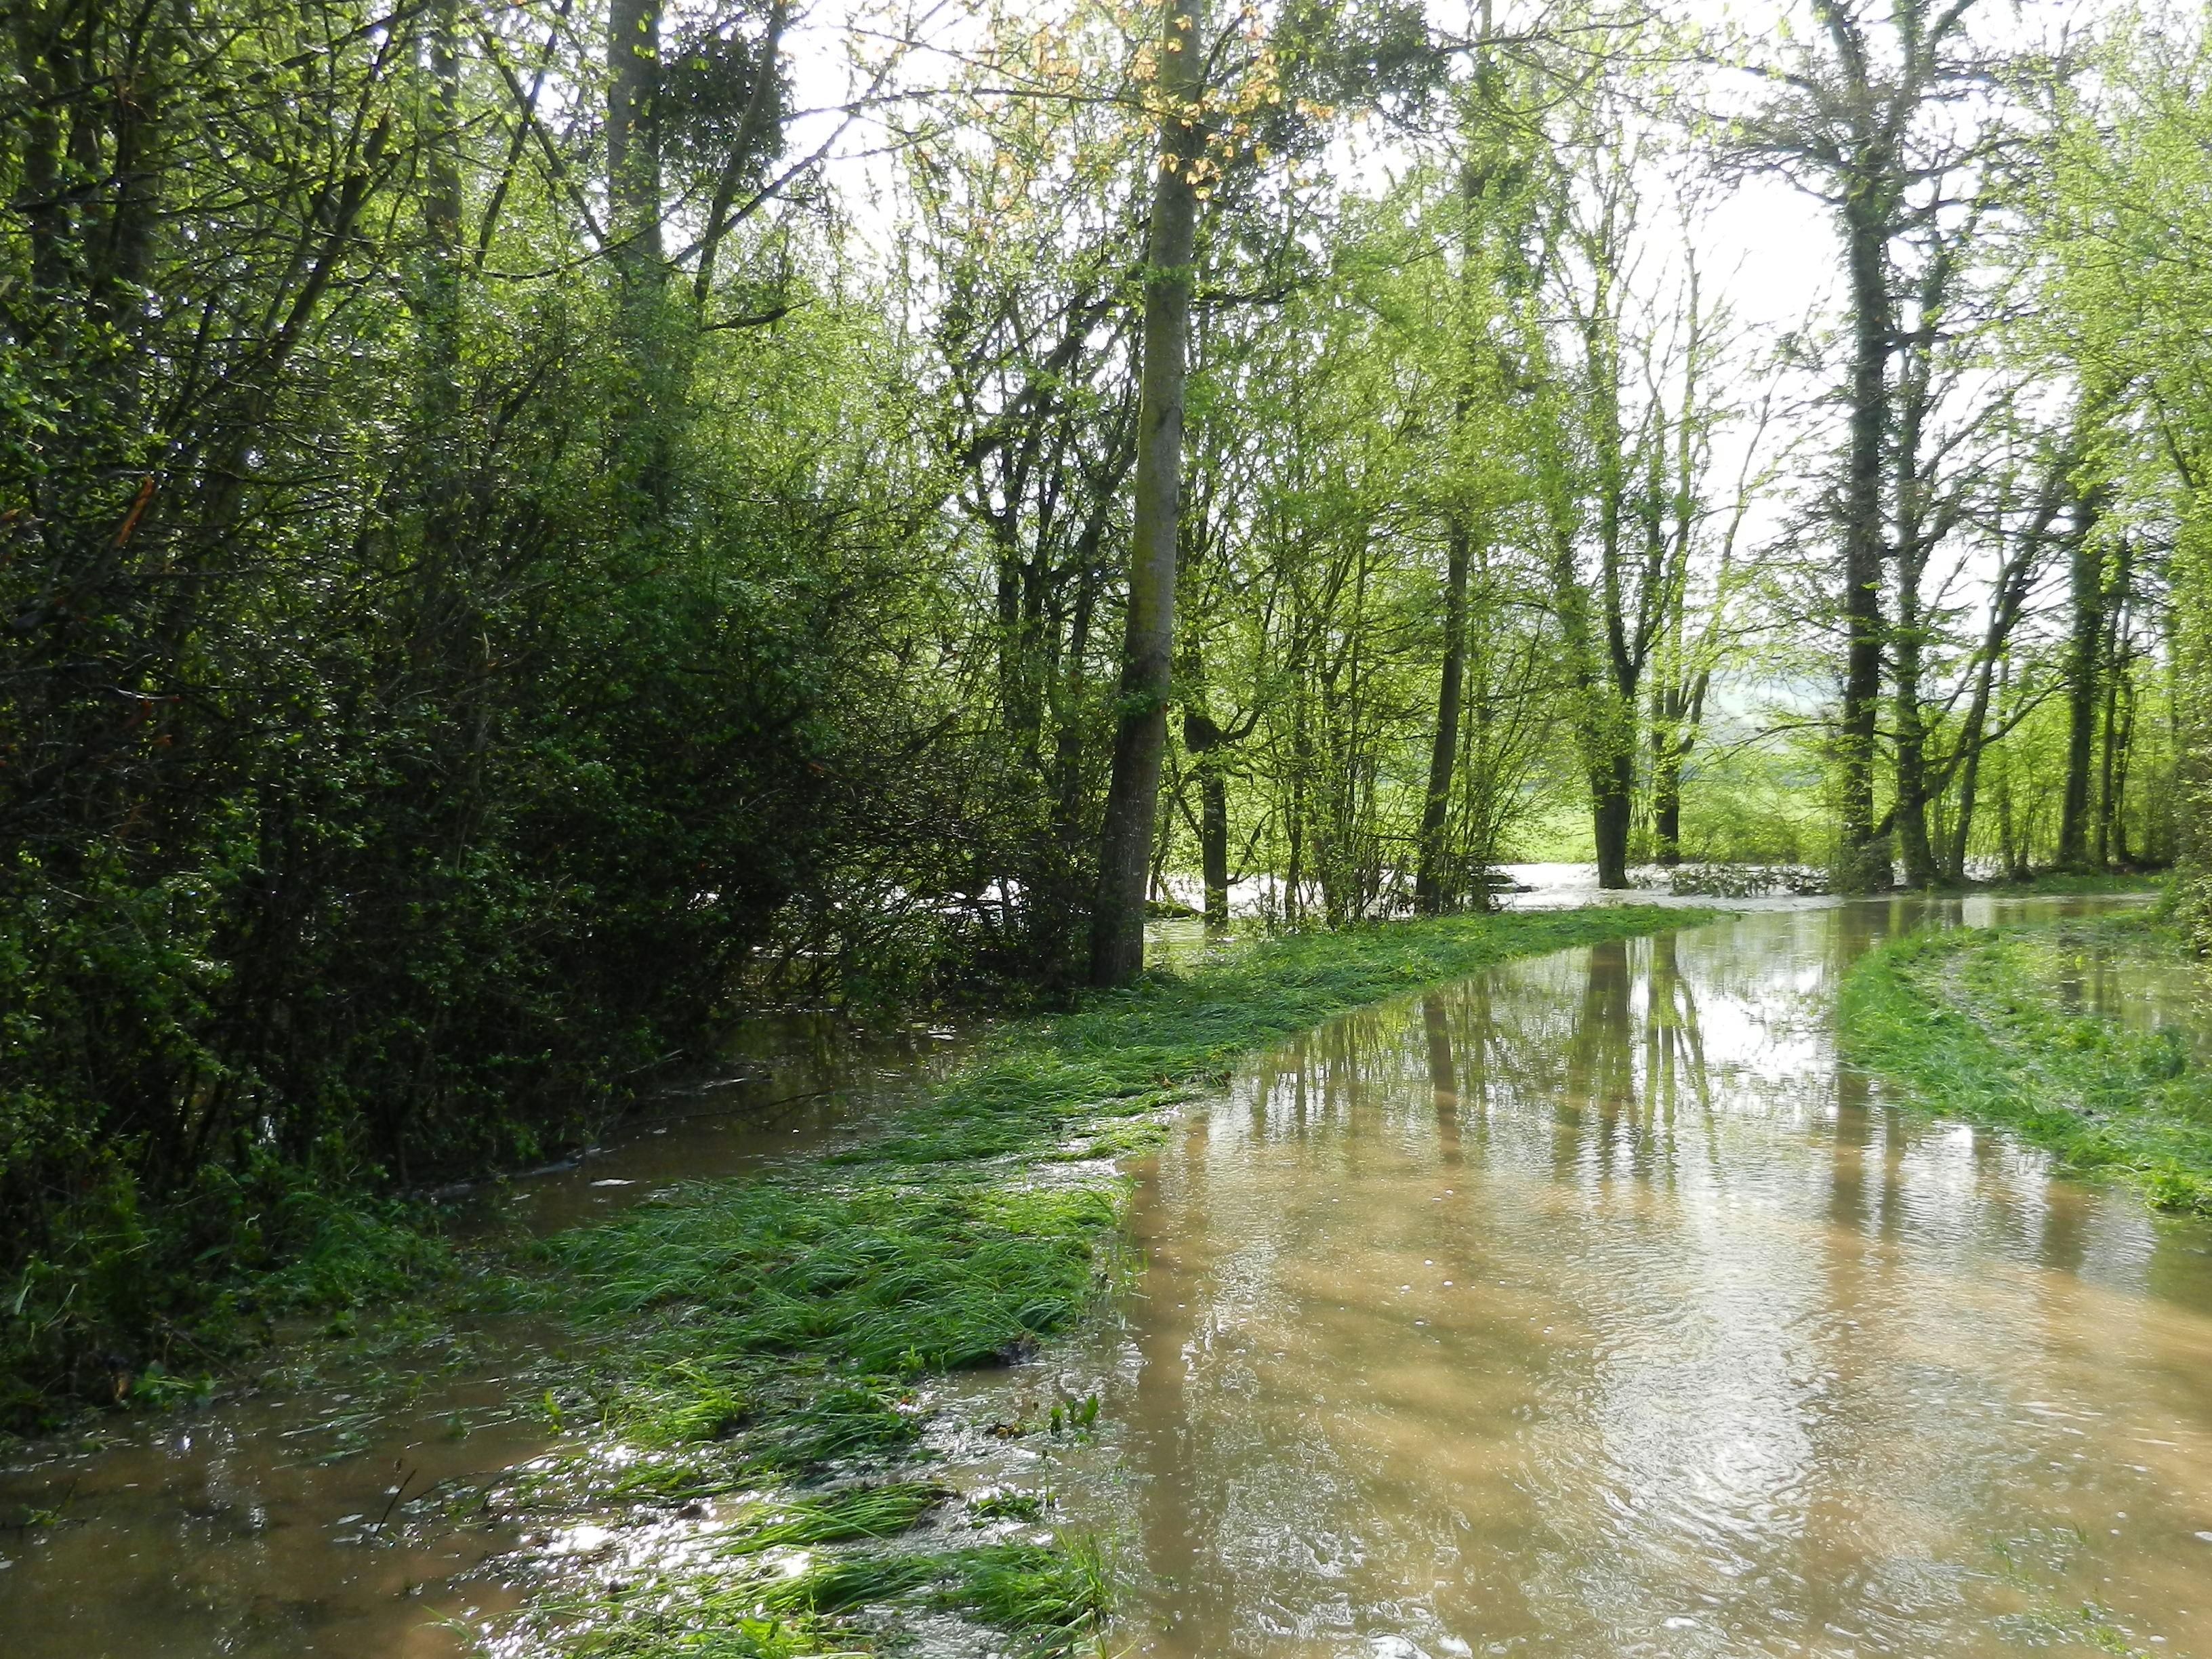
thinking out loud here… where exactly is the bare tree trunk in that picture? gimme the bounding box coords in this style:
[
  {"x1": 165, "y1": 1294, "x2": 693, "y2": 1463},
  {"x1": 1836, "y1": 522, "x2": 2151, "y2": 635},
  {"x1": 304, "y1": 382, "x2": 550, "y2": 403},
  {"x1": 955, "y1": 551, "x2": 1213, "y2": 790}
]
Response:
[
  {"x1": 1415, "y1": 518, "x2": 1470, "y2": 913},
  {"x1": 1651, "y1": 674, "x2": 1705, "y2": 865},
  {"x1": 1893, "y1": 620, "x2": 1938, "y2": 884},
  {"x1": 1944, "y1": 466, "x2": 2066, "y2": 879},
  {"x1": 2096, "y1": 545, "x2": 2133, "y2": 867},
  {"x1": 2057, "y1": 488, "x2": 2107, "y2": 868},
  {"x1": 1200, "y1": 755, "x2": 1229, "y2": 927},
  {"x1": 1652, "y1": 743, "x2": 1683, "y2": 863},
  {"x1": 1284, "y1": 665, "x2": 1311, "y2": 926},
  {"x1": 1416, "y1": 62, "x2": 1495, "y2": 917},
  {"x1": 1837, "y1": 193, "x2": 1890, "y2": 890},
  {"x1": 2107, "y1": 665, "x2": 2136, "y2": 866},
  {"x1": 1592, "y1": 750, "x2": 1634, "y2": 889},
  {"x1": 1090, "y1": 0, "x2": 1203, "y2": 986}
]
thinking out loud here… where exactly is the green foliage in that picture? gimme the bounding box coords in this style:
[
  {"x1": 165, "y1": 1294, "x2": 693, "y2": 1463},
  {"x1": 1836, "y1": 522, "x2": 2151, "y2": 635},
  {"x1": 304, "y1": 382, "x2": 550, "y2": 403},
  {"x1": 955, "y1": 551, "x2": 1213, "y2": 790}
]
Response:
[
  {"x1": 2033, "y1": 20, "x2": 2212, "y2": 922},
  {"x1": 0, "y1": 0, "x2": 962, "y2": 1418},
  {"x1": 1839, "y1": 915, "x2": 2212, "y2": 1213},
  {"x1": 0, "y1": 1151, "x2": 455, "y2": 1427},
  {"x1": 15, "y1": 0, "x2": 2201, "y2": 1473}
]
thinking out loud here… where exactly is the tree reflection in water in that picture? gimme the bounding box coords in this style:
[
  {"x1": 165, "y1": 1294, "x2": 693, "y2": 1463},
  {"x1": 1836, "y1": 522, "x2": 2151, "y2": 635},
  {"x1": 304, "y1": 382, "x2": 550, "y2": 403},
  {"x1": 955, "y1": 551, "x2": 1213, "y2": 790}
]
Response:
[{"x1": 1040, "y1": 901, "x2": 2212, "y2": 1659}]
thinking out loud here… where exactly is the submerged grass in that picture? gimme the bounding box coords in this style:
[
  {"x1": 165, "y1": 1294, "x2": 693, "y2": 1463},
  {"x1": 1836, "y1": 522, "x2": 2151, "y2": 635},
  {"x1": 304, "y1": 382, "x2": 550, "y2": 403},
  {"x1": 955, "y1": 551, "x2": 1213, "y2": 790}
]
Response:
[
  {"x1": 499, "y1": 906, "x2": 1711, "y2": 1655},
  {"x1": 557, "y1": 1538, "x2": 1107, "y2": 1659},
  {"x1": 725, "y1": 1483, "x2": 949, "y2": 1552},
  {"x1": 515, "y1": 908, "x2": 1711, "y2": 1437},
  {"x1": 1839, "y1": 912, "x2": 2212, "y2": 1212}
]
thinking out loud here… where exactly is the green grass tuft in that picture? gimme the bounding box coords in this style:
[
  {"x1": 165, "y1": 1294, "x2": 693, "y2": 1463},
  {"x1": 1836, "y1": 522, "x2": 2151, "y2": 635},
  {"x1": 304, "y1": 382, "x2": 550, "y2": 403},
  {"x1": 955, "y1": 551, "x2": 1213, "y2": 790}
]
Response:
[
  {"x1": 755, "y1": 1553, "x2": 940, "y2": 1616},
  {"x1": 937, "y1": 1538, "x2": 1111, "y2": 1654},
  {"x1": 726, "y1": 1483, "x2": 949, "y2": 1553},
  {"x1": 1978, "y1": 870, "x2": 2169, "y2": 897},
  {"x1": 1839, "y1": 912, "x2": 2212, "y2": 1212}
]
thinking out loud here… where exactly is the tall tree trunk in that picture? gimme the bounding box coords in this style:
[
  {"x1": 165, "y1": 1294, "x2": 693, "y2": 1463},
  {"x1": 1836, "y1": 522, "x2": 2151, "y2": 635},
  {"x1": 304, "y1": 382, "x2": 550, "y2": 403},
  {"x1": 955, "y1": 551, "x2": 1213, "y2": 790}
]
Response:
[
  {"x1": 1837, "y1": 192, "x2": 1890, "y2": 890},
  {"x1": 1592, "y1": 748, "x2": 1634, "y2": 889},
  {"x1": 1946, "y1": 733, "x2": 1982, "y2": 881},
  {"x1": 1650, "y1": 673, "x2": 1706, "y2": 867},
  {"x1": 2107, "y1": 668, "x2": 2135, "y2": 867},
  {"x1": 607, "y1": 0, "x2": 663, "y2": 280},
  {"x1": 1892, "y1": 422, "x2": 1936, "y2": 886},
  {"x1": 2095, "y1": 550, "x2": 2132, "y2": 867},
  {"x1": 2057, "y1": 489, "x2": 2107, "y2": 868},
  {"x1": 1284, "y1": 668, "x2": 1311, "y2": 926},
  {"x1": 1416, "y1": 68, "x2": 1492, "y2": 917},
  {"x1": 1893, "y1": 624, "x2": 1938, "y2": 885},
  {"x1": 1199, "y1": 752, "x2": 1229, "y2": 928},
  {"x1": 991, "y1": 523, "x2": 1046, "y2": 764},
  {"x1": 1415, "y1": 518, "x2": 1471, "y2": 914},
  {"x1": 1652, "y1": 735, "x2": 1683, "y2": 864},
  {"x1": 1944, "y1": 634, "x2": 2007, "y2": 883},
  {"x1": 1089, "y1": 0, "x2": 1203, "y2": 986}
]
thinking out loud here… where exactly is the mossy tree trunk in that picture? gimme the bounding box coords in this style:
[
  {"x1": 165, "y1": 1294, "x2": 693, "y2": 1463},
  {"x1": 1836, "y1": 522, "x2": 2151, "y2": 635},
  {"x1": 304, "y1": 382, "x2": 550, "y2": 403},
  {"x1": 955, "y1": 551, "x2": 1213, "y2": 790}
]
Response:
[{"x1": 1090, "y1": 0, "x2": 1204, "y2": 985}]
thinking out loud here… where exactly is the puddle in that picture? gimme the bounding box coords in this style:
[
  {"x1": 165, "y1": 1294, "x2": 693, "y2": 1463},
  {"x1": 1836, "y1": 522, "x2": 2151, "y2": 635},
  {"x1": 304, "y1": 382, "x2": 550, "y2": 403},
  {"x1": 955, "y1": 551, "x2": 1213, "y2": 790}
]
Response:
[
  {"x1": 941, "y1": 898, "x2": 2212, "y2": 1658},
  {"x1": 0, "y1": 1011, "x2": 969, "y2": 1658}
]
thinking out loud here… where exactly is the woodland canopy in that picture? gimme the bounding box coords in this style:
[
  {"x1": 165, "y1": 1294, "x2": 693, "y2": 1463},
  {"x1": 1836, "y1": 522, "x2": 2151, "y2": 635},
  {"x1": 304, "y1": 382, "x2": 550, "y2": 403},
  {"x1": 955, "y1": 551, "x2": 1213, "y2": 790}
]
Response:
[{"x1": 3, "y1": 0, "x2": 2207, "y2": 1404}]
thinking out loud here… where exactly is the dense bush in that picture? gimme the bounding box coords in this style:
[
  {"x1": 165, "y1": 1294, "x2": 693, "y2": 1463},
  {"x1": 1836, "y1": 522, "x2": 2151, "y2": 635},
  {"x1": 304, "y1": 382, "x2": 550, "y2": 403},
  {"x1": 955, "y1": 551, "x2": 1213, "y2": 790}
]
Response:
[{"x1": 0, "y1": 0, "x2": 981, "y2": 1416}]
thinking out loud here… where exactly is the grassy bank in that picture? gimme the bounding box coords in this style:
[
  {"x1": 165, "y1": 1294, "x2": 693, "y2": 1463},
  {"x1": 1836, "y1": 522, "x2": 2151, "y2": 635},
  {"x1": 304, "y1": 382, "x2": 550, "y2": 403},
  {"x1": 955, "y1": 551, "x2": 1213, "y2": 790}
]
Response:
[
  {"x1": 487, "y1": 905, "x2": 1712, "y2": 1657},
  {"x1": 1839, "y1": 911, "x2": 2212, "y2": 1214},
  {"x1": 1977, "y1": 870, "x2": 2169, "y2": 897}
]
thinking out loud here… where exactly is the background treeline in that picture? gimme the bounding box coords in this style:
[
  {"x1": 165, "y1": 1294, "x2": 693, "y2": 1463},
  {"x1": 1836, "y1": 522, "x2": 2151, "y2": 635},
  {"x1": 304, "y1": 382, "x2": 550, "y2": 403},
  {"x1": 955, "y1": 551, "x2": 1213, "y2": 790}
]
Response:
[{"x1": 2, "y1": 0, "x2": 2207, "y2": 1410}]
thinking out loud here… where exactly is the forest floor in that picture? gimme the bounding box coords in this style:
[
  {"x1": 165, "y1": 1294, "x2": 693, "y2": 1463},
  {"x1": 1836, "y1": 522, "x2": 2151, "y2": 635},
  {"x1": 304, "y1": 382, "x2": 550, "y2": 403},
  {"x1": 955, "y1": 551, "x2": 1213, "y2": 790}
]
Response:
[{"x1": 1840, "y1": 907, "x2": 2212, "y2": 1215}]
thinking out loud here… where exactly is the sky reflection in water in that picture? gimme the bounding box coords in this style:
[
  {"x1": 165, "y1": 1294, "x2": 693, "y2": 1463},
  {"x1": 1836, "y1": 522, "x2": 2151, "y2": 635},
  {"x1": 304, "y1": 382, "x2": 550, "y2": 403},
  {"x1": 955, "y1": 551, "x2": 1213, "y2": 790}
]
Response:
[{"x1": 1007, "y1": 901, "x2": 2212, "y2": 1659}]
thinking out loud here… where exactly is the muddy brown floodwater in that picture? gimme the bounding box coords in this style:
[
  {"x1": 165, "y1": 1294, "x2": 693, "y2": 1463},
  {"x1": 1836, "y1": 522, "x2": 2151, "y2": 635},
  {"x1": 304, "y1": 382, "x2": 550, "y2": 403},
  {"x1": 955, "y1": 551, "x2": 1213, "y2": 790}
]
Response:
[
  {"x1": 947, "y1": 897, "x2": 2212, "y2": 1659},
  {"x1": 7, "y1": 897, "x2": 2212, "y2": 1658},
  {"x1": 0, "y1": 1011, "x2": 966, "y2": 1659}
]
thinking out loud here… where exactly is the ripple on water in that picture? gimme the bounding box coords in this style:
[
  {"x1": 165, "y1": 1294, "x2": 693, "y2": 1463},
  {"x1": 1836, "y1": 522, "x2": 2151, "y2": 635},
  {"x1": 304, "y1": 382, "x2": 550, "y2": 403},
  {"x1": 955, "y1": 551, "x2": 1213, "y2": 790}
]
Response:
[{"x1": 937, "y1": 897, "x2": 2212, "y2": 1659}]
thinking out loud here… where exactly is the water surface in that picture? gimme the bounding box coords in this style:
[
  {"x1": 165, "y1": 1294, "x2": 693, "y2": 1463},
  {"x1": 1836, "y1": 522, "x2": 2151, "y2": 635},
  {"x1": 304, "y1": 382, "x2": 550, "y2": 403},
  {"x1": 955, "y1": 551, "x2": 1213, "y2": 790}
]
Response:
[
  {"x1": 0, "y1": 1011, "x2": 962, "y2": 1658},
  {"x1": 964, "y1": 899, "x2": 2212, "y2": 1658},
  {"x1": 9, "y1": 899, "x2": 2211, "y2": 1658}
]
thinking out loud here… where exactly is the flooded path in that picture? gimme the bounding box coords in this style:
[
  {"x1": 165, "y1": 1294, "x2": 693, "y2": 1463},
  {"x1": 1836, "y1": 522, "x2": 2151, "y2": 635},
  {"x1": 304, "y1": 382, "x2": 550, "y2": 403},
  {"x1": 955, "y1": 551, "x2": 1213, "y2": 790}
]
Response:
[
  {"x1": 9, "y1": 897, "x2": 2212, "y2": 1657},
  {"x1": 955, "y1": 898, "x2": 2212, "y2": 1658}
]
